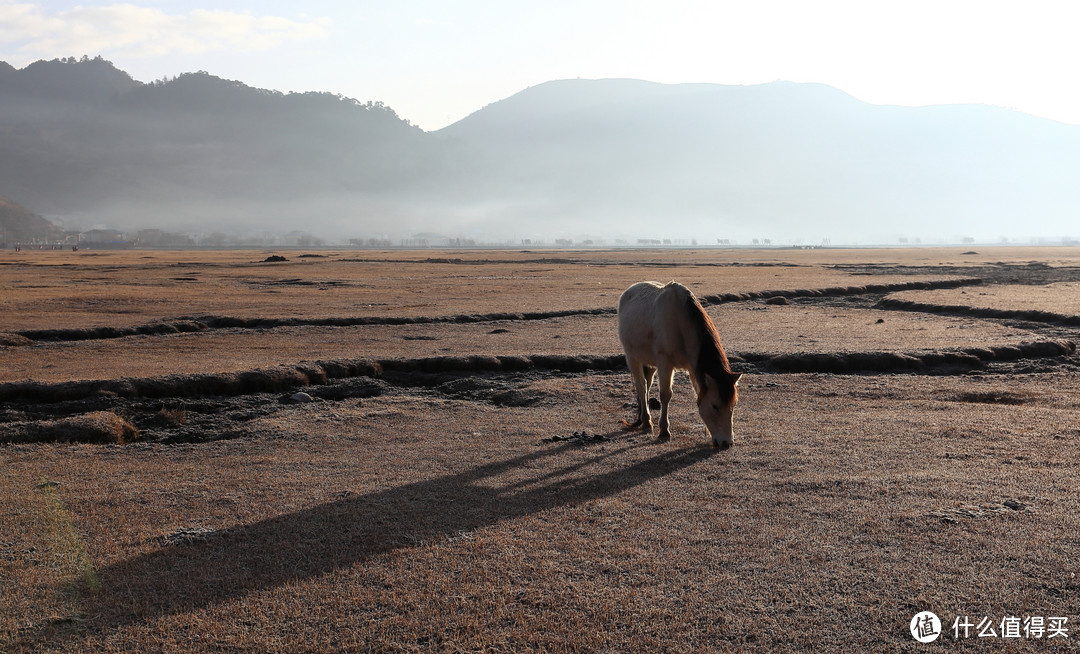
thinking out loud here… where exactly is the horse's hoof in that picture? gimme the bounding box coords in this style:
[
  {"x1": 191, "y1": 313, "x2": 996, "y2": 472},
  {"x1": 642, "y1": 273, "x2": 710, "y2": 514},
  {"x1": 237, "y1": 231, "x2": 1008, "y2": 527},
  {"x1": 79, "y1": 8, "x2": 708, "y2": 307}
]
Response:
[{"x1": 657, "y1": 431, "x2": 670, "y2": 442}]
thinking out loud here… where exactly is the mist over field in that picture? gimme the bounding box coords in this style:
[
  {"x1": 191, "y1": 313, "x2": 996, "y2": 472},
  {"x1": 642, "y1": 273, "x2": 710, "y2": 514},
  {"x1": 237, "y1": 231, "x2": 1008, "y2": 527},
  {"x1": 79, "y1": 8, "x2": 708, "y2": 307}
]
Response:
[{"x1": 3, "y1": 57, "x2": 1080, "y2": 245}]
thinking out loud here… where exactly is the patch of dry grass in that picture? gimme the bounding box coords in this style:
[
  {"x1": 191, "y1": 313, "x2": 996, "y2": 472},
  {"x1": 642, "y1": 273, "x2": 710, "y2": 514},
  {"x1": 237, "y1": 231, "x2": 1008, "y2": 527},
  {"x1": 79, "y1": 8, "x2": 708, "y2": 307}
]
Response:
[
  {"x1": 892, "y1": 281, "x2": 1080, "y2": 317},
  {"x1": 0, "y1": 247, "x2": 983, "y2": 331},
  {"x1": 3, "y1": 247, "x2": 1080, "y2": 652},
  {"x1": 3, "y1": 372, "x2": 1080, "y2": 651},
  {"x1": 1, "y1": 472, "x2": 100, "y2": 650},
  {"x1": 0, "y1": 305, "x2": 1040, "y2": 383},
  {"x1": 2, "y1": 412, "x2": 139, "y2": 444}
]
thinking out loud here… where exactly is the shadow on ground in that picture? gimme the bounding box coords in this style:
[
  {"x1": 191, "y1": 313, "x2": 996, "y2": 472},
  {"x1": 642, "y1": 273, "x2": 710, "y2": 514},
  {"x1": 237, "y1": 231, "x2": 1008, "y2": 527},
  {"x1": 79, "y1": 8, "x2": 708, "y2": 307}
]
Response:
[{"x1": 56, "y1": 437, "x2": 716, "y2": 643}]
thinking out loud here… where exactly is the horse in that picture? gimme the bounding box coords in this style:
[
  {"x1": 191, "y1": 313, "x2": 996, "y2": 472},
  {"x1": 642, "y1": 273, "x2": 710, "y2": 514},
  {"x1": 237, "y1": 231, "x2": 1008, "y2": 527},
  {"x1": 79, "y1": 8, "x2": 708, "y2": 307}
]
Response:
[{"x1": 617, "y1": 281, "x2": 742, "y2": 449}]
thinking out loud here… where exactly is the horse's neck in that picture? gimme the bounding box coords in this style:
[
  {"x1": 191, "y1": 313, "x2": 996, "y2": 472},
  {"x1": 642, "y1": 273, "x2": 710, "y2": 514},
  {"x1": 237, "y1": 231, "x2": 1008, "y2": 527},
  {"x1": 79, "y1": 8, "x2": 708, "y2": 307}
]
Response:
[
  {"x1": 683, "y1": 302, "x2": 725, "y2": 385},
  {"x1": 682, "y1": 313, "x2": 709, "y2": 388}
]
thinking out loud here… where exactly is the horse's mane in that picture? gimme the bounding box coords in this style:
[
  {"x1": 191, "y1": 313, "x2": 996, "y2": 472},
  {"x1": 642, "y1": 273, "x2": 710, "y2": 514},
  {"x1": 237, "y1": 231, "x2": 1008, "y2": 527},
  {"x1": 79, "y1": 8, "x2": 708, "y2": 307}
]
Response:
[{"x1": 684, "y1": 292, "x2": 735, "y2": 393}]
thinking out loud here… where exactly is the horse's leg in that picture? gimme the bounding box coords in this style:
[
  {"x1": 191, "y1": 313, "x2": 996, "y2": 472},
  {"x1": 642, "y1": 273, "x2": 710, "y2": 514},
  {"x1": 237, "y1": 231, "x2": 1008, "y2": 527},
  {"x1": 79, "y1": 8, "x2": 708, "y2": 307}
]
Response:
[
  {"x1": 640, "y1": 364, "x2": 656, "y2": 431},
  {"x1": 625, "y1": 358, "x2": 652, "y2": 431},
  {"x1": 657, "y1": 364, "x2": 674, "y2": 442}
]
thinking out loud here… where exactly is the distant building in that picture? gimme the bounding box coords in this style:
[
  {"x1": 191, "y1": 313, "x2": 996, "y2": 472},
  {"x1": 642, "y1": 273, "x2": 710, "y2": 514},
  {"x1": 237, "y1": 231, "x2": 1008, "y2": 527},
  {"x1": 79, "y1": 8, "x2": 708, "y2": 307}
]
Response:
[
  {"x1": 81, "y1": 228, "x2": 126, "y2": 243},
  {"x1": 412, "y1": 232, "x2": 450, "y2": 247},
  {"x1": 136, "y1": 229, "x2": 195, "y2": 247},
  {"x1": 349, "y1": 237, "x2": 393, "y2": 248}
]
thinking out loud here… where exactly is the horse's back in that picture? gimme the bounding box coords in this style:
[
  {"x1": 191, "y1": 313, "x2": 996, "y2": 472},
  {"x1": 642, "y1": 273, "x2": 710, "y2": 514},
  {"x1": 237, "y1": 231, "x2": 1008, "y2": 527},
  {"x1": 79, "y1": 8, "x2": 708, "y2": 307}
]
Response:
[
  {"x1": 617, "y1": 281, "x2": 691, "y2": 363},
  {"x1": 618, "y1": 280, "x2": 664, "y2": 309},
  {"x1": 617, "y1": 281, "x2": 664, "y2": 330},
  {"x1": 618, "y1": 281, "x2": 687, "y2": 317}
]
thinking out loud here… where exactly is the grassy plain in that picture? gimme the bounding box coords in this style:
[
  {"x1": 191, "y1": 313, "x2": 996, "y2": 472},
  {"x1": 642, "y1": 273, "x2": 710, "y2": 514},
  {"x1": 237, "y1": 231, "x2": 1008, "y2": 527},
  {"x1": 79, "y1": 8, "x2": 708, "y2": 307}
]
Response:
[{"x1": 2, "y1": 246, "x2": 1080, "y2": 652}]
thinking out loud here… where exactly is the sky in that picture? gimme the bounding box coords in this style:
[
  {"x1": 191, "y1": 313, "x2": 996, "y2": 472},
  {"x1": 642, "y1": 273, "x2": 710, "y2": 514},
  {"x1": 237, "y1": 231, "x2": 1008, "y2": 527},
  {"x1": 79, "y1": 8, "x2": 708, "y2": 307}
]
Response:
[{"x1": 2, "y1": 0, "x2": 1080, "y2": 132}]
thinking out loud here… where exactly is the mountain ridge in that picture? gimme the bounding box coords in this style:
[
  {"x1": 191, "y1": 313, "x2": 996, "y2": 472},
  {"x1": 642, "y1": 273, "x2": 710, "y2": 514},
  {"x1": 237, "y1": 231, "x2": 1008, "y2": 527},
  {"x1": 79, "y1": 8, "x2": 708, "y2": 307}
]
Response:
[
  {"x1": 2, "y1": 58, "x2": 1078, "y2": 244},
  {"x1": 433, "y1": 78, "x2": 1080, "y2": 241},
  {"x1": 0, "y1": 194, "x2": 62, "y2": 244},
  {"x1": 0, "y1": 58, "x2": 431, "y2": 236}
]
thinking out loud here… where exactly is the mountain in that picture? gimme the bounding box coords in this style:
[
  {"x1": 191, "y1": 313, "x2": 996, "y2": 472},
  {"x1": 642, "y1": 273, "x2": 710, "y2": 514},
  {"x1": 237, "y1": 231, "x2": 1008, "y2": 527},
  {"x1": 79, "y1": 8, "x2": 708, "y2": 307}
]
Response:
[
  {"x1": 0, "y1": 194, "x2": 62, "y2": 244},
  {"x1": 2, "y1": 59, "x2": 1080, "y2": 244},
  {"x1": 0, "y1": 57, "x2": 433, "y2": 237},
  {"x1": 2, "y1": 56, "x2": 137, "y2": 104},
  {"x1": 436, "y1": 79, "x2": 1080, "y2": 242}
]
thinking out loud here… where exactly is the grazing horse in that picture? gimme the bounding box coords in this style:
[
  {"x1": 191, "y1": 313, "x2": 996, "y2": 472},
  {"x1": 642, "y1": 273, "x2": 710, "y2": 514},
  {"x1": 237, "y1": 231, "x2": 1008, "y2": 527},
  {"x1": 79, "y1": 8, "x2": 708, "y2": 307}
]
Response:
[{"x1": 617, "y1": 281, "x2": 742, "y2": 449}]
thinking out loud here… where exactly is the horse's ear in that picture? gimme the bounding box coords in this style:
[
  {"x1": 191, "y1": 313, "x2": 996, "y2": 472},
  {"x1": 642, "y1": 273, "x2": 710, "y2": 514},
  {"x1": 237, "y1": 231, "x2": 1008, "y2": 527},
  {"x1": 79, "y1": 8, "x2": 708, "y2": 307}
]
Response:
[{"x1": 731, "y1": 372, "x2": 742, "y2": 386}]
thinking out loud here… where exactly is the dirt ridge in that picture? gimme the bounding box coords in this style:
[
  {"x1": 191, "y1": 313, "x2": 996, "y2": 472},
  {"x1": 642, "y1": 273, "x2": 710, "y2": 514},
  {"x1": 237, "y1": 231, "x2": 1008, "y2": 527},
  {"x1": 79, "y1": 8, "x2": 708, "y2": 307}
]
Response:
[
  {"x1": 876, "y1": 296, "x2": 1080, "y2": 326},
  {"x1": 698, "y1": 277, "x2": 980, "y2": 305},
  {"x1": 758, "y1": 340, "x2": 1076, "y2": 373},
  {"x1": 10, "y1": 278, "x2": 981, "y2": 344},
  {"x1": 1, "y1": 340, "x2": 1073, "y2": 407}
]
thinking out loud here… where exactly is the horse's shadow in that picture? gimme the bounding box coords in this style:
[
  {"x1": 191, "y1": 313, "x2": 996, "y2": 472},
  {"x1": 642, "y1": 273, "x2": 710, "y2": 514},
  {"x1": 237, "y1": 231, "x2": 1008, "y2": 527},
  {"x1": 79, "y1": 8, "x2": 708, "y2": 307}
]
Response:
[{"x1": 83, "y1": 435, "x2": 716, "y2": 636}]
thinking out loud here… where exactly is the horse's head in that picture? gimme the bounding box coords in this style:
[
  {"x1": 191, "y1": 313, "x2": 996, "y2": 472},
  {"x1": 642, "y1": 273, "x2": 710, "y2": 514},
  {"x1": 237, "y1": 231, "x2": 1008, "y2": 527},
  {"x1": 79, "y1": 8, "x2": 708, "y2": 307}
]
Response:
[{"x1": 697, "y1": 372, "x2": 742, "y2": 449}]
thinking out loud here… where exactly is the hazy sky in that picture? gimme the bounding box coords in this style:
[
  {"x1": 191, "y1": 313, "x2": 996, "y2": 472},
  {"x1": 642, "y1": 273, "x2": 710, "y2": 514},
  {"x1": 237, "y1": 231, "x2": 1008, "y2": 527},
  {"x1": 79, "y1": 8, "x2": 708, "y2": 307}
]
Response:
[{"x1": 2, "y1": 0, "x2": 1078, "y2": 131}]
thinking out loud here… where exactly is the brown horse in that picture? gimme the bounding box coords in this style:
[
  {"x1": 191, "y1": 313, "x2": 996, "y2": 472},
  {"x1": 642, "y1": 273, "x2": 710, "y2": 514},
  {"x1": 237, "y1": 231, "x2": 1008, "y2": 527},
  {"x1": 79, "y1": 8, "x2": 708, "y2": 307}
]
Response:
[{"x1": 617, "y1": 281, "x2": 742, "y2": 448}]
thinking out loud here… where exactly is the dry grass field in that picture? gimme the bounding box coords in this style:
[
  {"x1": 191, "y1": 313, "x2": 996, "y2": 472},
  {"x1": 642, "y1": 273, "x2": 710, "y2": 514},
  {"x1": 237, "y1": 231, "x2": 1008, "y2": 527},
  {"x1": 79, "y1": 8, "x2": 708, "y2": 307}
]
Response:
[{"x1": 3, "y1": 246, "x2": 1080, "y2": 652}]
